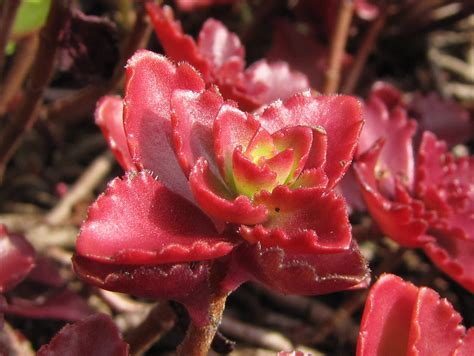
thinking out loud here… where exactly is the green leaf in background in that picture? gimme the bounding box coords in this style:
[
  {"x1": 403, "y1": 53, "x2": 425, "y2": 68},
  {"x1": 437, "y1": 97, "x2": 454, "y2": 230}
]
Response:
[{"x1": 12, "y1": 0, "x2": 52, "y2": 38}]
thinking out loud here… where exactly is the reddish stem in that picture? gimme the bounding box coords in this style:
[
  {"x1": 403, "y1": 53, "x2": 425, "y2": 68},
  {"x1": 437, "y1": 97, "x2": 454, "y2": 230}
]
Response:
[
  {"x1": 0, "y1": 0, "x2": 70, "y2": 181},
  {"x1": 0, "y1": 0, "x2": 21, "y2": 76},
  {"x1": 176, "y1": 262, "x2": 229, "y2": 356},
  {"x1": 341, "y1": 11, "x2": 387, "y2": 93},
  {"x1": 125, "y1": 302, "x2": 176, "y2": 356},
  {"x1": 323, "y1": 0, "x2": 354, "y2": 94}
]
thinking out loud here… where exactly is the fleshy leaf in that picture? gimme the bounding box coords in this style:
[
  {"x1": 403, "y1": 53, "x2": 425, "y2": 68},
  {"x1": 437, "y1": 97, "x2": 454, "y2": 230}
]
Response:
[
  {"x1": 73, "y1": 256, "x2": 213, "y2": 326},
  {"x1": 423, "y1": 227, "x2": 474, "y2": 294},
  {"x1": 189, "y1": 158, "x2": 268, "y2": 225},
  {"x1": 409, "y1": 92, "x2": 472, "y2": 146},
  {"x1": 76, "y1": 171, "x2": 236, "y2": 265},
  {"x1": 222, "y1": 241, "x2": 369, "y2": 295},
  {"x1": 145, "y1": 3, "x2": 210, "y2": 78},
  {"x1": 37, "y1": 313, "x2": 128, "y2": 356},
  {"x1": 95, "y1": 96, "x2": 133, "y2": 170},
  {"x1": 123, "y1": 50, "x2": 205, "y2": 201},
  {"x1": 213, "y1": 104, "x2": 261, "y2": 185},
  {"x1": 1, "y1": 288, "x2": 94, "y2": 322},
  {"x1": 171, "y1": 87, "x2": 225, "y2": 177},
  {"x1": 357, "y1": 274, "x2": 469, "y2": 356},
  {"x1": 242, "y1": 60, "x2": 310, "y2": 106},
  {"x1": 407, "y1": 287, "x2": 464, "y2": 355},
  {"x1": 241, "y1": 187, "x2": 352, "y2": 253},
  {"x1": 259, "y1": 93, "x2": 363, "y2": 188},
  {"x1": 357, "y1": 274, "x2": 420, "y2": 356},
  {"x1": 0, "y1": 225, "x2": 35, "y2": 293},
  {"x1": 416, "y1": 132, "x2": 474, "y2": 241},
  {"x1": 197, "y1": 18, "x2": 244, "y2": 81},
  {"x1": 358, "y1": 86, "x2": 417, "y2": 194},
  {"x1": 353, "y1": 141, "x2": 432, "y2": 247}
]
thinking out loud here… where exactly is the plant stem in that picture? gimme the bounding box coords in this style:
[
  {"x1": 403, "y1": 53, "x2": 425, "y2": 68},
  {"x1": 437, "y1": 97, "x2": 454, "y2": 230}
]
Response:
[
  {"x1": 323, "y1": 0, "x2": 354, "y2": 94},
  {"x1": 0, "y1": 33, "x2": 39, "y2": 115},
  {"x1": 176, "y1": 291, "x2": 228, "y2": 356},
  {"x1": 177, "y1": 260, "x2": 229, "y2": 356},
  {"x1": 0, "y1": 0, "x2": 70, "y2": 181},
  {"x1": 125, "y1": 302, "x2": 176, "y2": 356},
  {"x1": 341, "y1": 10, "x2": 387, "y2": 93},
  {"x1": 0, "y1": 0, "x2": 21, "y2": 77}
]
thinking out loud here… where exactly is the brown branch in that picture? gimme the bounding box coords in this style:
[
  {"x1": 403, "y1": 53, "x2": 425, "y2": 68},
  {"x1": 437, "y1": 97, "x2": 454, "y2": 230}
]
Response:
[
  {"x1": 124, "y1": 302, "x2": 176, "y2": 356},
  {"x1": 0, "y1": 0, "x2": 71, "y2": 181},
  {"x1": 323, "y1": 0, "x2": 354, "y2": 94},
  {"x1": 0, "y1": 33, "x2": 39, "y2": 115},
  {"x1": 45, "y1": 151, "x2": 113, "y2": 225},
  {"x1": 0, "y1": 0, "x2": 21, "y2": 76},
  {"x1": 341, "y1": 11, "x2": 387, "y2": 93},
  {"x1": 177, "y1": 292, "x2": 228, "y2": 356}
]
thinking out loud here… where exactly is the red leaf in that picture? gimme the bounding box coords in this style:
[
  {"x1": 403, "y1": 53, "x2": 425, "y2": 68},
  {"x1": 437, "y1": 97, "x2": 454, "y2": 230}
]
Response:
[
  {"x1": 242, "y1": 60, "x2": 310, "y2": 106},
  {"x1": 73, "y1": 256, "x2": 214, "y2": 326},
  {"x1": 37, "y1": 313, "x2": 128, "y2": 356},
  {"x1": 95, "y1": 96, "x2": 133, "y2": 170},
  {"x1": 171, "y1": 87, "x2": 225, "y2": 177},
  {"x1": 241, "y1": 187, "x2": 352, "y2": 254},
  {"x1": 222, "y1": 241, "x2": 369, "y2": 295},
  {"x1": 353, "y1": 141, "x2": 432, "y2": 247},
  {"x1": 357, "y1": 274, "x2": 470, "y2": 356},
  {"x1": 416, "y1": 132, "x2": 474, "y2": 241},
  {"x1": 189, "y1": 158, "x2": 268, "y2": 225},
  {"x1": 123, "y1": 50, "x2": 205, "y2": 201},
  {"x1": 358, "y1": 84, "x2": 418, "y2": 195},
  {"x1": 76, "y1": 171, "x2": 237, "y2": 265},
  {"x1": 0, "y1": 225, "x2": 35, "y2": 294},
  {"x1": 409, "y1": 92, "x2": 472, "y2": 147},
  {"x1": 1, "y1": 288, "x2": 94, "y2": 322},
  {"x1": 259, "y1": 93, "x2": 363, "y2": 188},
  {"x1": 145, "y1": 3, "x2": 210, "y2": 78}
]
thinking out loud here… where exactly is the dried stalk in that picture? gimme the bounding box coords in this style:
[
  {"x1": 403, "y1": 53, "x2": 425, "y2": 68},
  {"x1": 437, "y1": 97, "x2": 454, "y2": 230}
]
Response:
[
  {"x1": 323, "y1": 0, "x2": 354, "y2": 94},
  {"x1": 45, "y1": 151, "x2": 113, "y2": 225},
  {"x1": 0, "y1": 0, "x2": 71, "y2": 181}
]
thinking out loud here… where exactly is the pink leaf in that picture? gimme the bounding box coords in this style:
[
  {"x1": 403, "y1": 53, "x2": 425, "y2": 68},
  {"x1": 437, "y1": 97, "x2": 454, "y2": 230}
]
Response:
[
  {"x1": 95, "y1": 96, "x2": 133, "y2": 170},
  {"x1": 259, "y1": 93, "x2": 363, "y2": 188},
  {"x1": 357, "y1": 274, "x2": 469, "y2": 356},
  {"x1": 73, "y1": 256, "x2": 214, "y2": 326},
  {"x1": 37, "y1": 313, "x2": 128, "y2": 356},
  {"x1": 189, "y1": 158, "x2": 268, "y2": 225},
  {"x1": 76, "y1": 171, "x2": 237, "y2": 265},
  {"x1": 241, "y1": 187, "x2": 352, "y2": 253},
  {"x1": 123, "y1": 50, "x2": 205, "y2": 201},
  {"x1": 1, "y1": 288, "x2": 94, "y2": 322},
  {"x1": 171, "y1": 87, "x2": 225, "y2": 176},
  {"x1": 222, "y1": 241, "x2": 369, "y2": 295},
  {"x1": 0, "y1": 225, "x2": 35, "y2": 293}
]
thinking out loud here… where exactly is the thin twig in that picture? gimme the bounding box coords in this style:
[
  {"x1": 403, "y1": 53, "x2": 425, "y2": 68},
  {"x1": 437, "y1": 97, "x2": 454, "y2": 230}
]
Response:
[
  {"x1": 0, "y1": 0, "x2": 21, "y2": 76},
  {"x1": 45, "y1": 151, "x2": 113, "y2": 225},
  {"x1": 0, "y1": 0, "x2": 71, "y2": 181},
  {"x1": 124, "y1": 302, "x2": 176, "y2": 356},
  {"x1": 0, "y1": 33, "x2": 39, "y2": 115},
  {"x1": 342, "y1": 11, "x2": 387, "y2": 93},
  {"x1": 323, "y1": 0, "x2": 354, "y2": 94}
]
